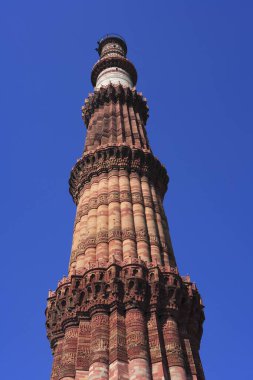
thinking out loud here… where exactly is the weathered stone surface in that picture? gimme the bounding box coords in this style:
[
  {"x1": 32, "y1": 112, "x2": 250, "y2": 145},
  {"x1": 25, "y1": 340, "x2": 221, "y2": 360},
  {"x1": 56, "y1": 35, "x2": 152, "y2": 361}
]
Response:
[{"x1": 46, "y1": 35, "x2": 205, "y2": 380}]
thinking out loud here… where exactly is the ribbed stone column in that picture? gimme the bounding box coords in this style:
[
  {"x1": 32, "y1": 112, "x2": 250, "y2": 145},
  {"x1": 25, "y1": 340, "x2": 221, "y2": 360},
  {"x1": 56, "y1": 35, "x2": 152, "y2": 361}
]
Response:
[
  {"x1": 125, "y1": 308, "x2": 152, "y2": 380},
  {"x1": 59, "y1": 326, "x2": 79, "y2": 380},
  {"x1": 122, "y1": 103, "x2": 132, "y2": 145},
  {"x1": 51, "y1": 339, "x2": 63, "y2": 380},
  {"x1": 75, "y1": 185, "x2": 90, "y2": 272},
  {"x1": 189, "y1": 338, "x2": 205, "y2": 380},
  {"x1": 157, "y1": 193, "x2": 177, "y2": 267},
  {"x1": 96, "y1": 173, "x2": 109, "y2": 262},
  {"x1": 89, "y1": 311, "x2": 109, "y2": 380},
  {"x1": 108, "y1": 102, "x2": 117, "y2": 144},
  {"x1": 128, "y1": 105, "x2": 141, "y2": 148},
  {"x1": 163, "y1": 316, "x2": 187, "y2": 380},
  {"x1": 130, "y1": 172, "x2": 150, "y2": 262},
  {"x1": 150, "y1": 184, "x2": 169, "y2": 266},
  {"x1": 141, "y1": 176, "x2": 161, "y2": 264},
  {"x1": 69, "y1": 189, "x2": 86, "y2": 273},
  {"x1": 108, "y1": 170, "x2": 123, "y2": 261},
  {"x1": 135, "y1": 108, "x2": 150, "y2": 149},
  {"x1": 181, "y1": 337, "x2": 197, "y2": 380},
  {"x1": 76, "y1": 319, "x2": 91, "y2": 378},
  {"x1": 85, "y1": 178, "x2": 98, "y2": 266},
  {"x1": 119, "y1": 170, "x2": 137, "y2": 260},
  {"x1": 109, "y1": 309, "x2": 129, "y2": 379},
  {"x1": 147, "y1": 311, "x2": 167, "y2": 379},
  {"x1": 101, "y1": 103, "x2": 110, "y2": 145}
]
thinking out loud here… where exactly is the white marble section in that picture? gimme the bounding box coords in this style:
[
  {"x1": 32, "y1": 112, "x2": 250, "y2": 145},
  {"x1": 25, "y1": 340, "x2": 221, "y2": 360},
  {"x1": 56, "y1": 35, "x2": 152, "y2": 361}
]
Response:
[{"x1": 96, "y1": 67, "x2": 133, "y2": 89}]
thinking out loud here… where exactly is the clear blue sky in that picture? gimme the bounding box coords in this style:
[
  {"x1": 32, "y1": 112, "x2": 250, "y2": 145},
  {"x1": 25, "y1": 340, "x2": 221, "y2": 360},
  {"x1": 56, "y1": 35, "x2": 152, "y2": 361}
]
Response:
[{"x1": 1, "y1": 1, "x2": 253, "y2": 379}]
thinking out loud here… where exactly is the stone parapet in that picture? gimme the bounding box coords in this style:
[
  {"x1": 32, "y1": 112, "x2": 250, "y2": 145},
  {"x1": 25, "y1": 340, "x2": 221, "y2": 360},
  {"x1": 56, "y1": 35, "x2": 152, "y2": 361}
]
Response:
[
  {"x1": 46, "y1": 260, "x2": 204, "y2": 379},
  {"x1": 69, "y1": 145, "x2": 168, "y2": 204},
  {"x1": 82, "y1": 84, "x2": 148, "y2": 128}
]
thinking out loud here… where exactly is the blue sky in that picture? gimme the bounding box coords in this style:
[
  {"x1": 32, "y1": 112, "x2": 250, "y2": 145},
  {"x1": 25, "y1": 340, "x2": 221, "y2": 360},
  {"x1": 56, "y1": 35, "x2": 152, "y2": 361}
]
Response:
[{"x1": 1, "y1": 1, "x2": 253, "y2": 378}]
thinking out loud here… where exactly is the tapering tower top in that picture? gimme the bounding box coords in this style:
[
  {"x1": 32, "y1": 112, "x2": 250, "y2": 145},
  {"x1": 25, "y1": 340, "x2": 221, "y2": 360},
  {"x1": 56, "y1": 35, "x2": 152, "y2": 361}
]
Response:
[
  {"x1": 96, "y1": 34, "x2": 127, "y2": 58},
  {"x1": 91, "y1": 34, "x2": 137, "y2": 89}
]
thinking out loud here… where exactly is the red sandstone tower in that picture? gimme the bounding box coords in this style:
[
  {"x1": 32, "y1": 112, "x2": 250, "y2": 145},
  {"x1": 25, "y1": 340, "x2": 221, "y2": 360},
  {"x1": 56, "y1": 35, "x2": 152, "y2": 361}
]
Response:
[{"x1": 46, "y1": 35, "x2": 205, "y2": 380}]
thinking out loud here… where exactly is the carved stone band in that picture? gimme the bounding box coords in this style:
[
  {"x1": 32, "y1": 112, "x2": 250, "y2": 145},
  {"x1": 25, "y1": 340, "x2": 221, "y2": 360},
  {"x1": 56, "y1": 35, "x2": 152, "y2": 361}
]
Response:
[{"x1": 69, "y1": 145, "x2": 169, "y2": 204}]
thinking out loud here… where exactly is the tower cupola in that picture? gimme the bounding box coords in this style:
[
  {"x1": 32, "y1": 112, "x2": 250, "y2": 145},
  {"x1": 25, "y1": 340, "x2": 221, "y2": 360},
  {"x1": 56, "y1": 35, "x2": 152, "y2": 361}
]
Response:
[{"x1": 91, "y1": 34, "x2": 137, "y2": 89}]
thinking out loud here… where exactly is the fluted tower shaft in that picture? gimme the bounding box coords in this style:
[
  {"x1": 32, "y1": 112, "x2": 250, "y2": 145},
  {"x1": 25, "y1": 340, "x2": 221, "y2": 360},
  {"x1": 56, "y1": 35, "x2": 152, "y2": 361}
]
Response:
[{"x1": 46, "y1": 35, "x2": 205, "y2": 380}]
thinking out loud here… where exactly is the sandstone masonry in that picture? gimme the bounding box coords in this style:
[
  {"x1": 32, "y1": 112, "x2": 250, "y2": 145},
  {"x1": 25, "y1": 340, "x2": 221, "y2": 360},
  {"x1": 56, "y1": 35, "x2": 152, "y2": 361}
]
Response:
[{"x1": 46, "y1": 34, "x2": 205, "y2": 380}]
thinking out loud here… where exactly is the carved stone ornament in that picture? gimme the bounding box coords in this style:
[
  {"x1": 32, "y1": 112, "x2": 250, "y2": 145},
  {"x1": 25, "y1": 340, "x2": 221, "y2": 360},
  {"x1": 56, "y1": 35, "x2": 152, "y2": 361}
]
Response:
[
  {"x1": 46, "y1": 35, "x2": 205, "y2": 380},
  {"x1": 69, "y1": 145, "x2": 169, "y2": 204}
]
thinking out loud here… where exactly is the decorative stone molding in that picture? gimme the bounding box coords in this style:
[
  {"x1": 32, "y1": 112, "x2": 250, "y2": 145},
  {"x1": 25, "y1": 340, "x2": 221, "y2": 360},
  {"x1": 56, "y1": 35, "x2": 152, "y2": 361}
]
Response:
[
  {"x1": 108, "y1": 228, "x2": 122, "y2": 241},
  {"x1": 82, "y1": 83, "x2": 148, "y2": 127},
  {"x1": 119, "y1": 190, "x2": 132, "y2": 203},
  {"x1": 46, "y1": 261, "x2": 204, "y2": 363},
  {"x1": 97, "y1": 193, "x2": 109, "y2": 206},
  {"x1": 108, "y1": 191, "x2": 120, "y2": 203},
  {"x1": 131, "y1": 192, "x2": 144, "y2": 204},
  {"x1": 69, "y1": 145, "x2": 169, "y2": 204},
  {"x1": 88, "y1": 197, "x2": 97, "y2": 209},
  {"x1": 96, "y1": 230, "x2": 109, "y2": 244},
  {"x1": 121, "y1": 228, "x2": 136, "y2": 241},
  {"x1": 91, "y1": 57, "x2": 137, "y2": 87},
  {"x1": 135, "y1": 228, "x2": 149, "y2": 242},
  {"x1": 143, "y1": 195, "x2": 154, "y2": 208}
]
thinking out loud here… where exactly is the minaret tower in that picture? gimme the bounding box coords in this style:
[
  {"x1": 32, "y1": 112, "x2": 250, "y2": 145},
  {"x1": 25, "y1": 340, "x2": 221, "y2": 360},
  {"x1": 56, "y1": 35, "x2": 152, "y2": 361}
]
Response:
[{"x1": 46, "y1": 34, "x2": 205, "y2": 380}]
